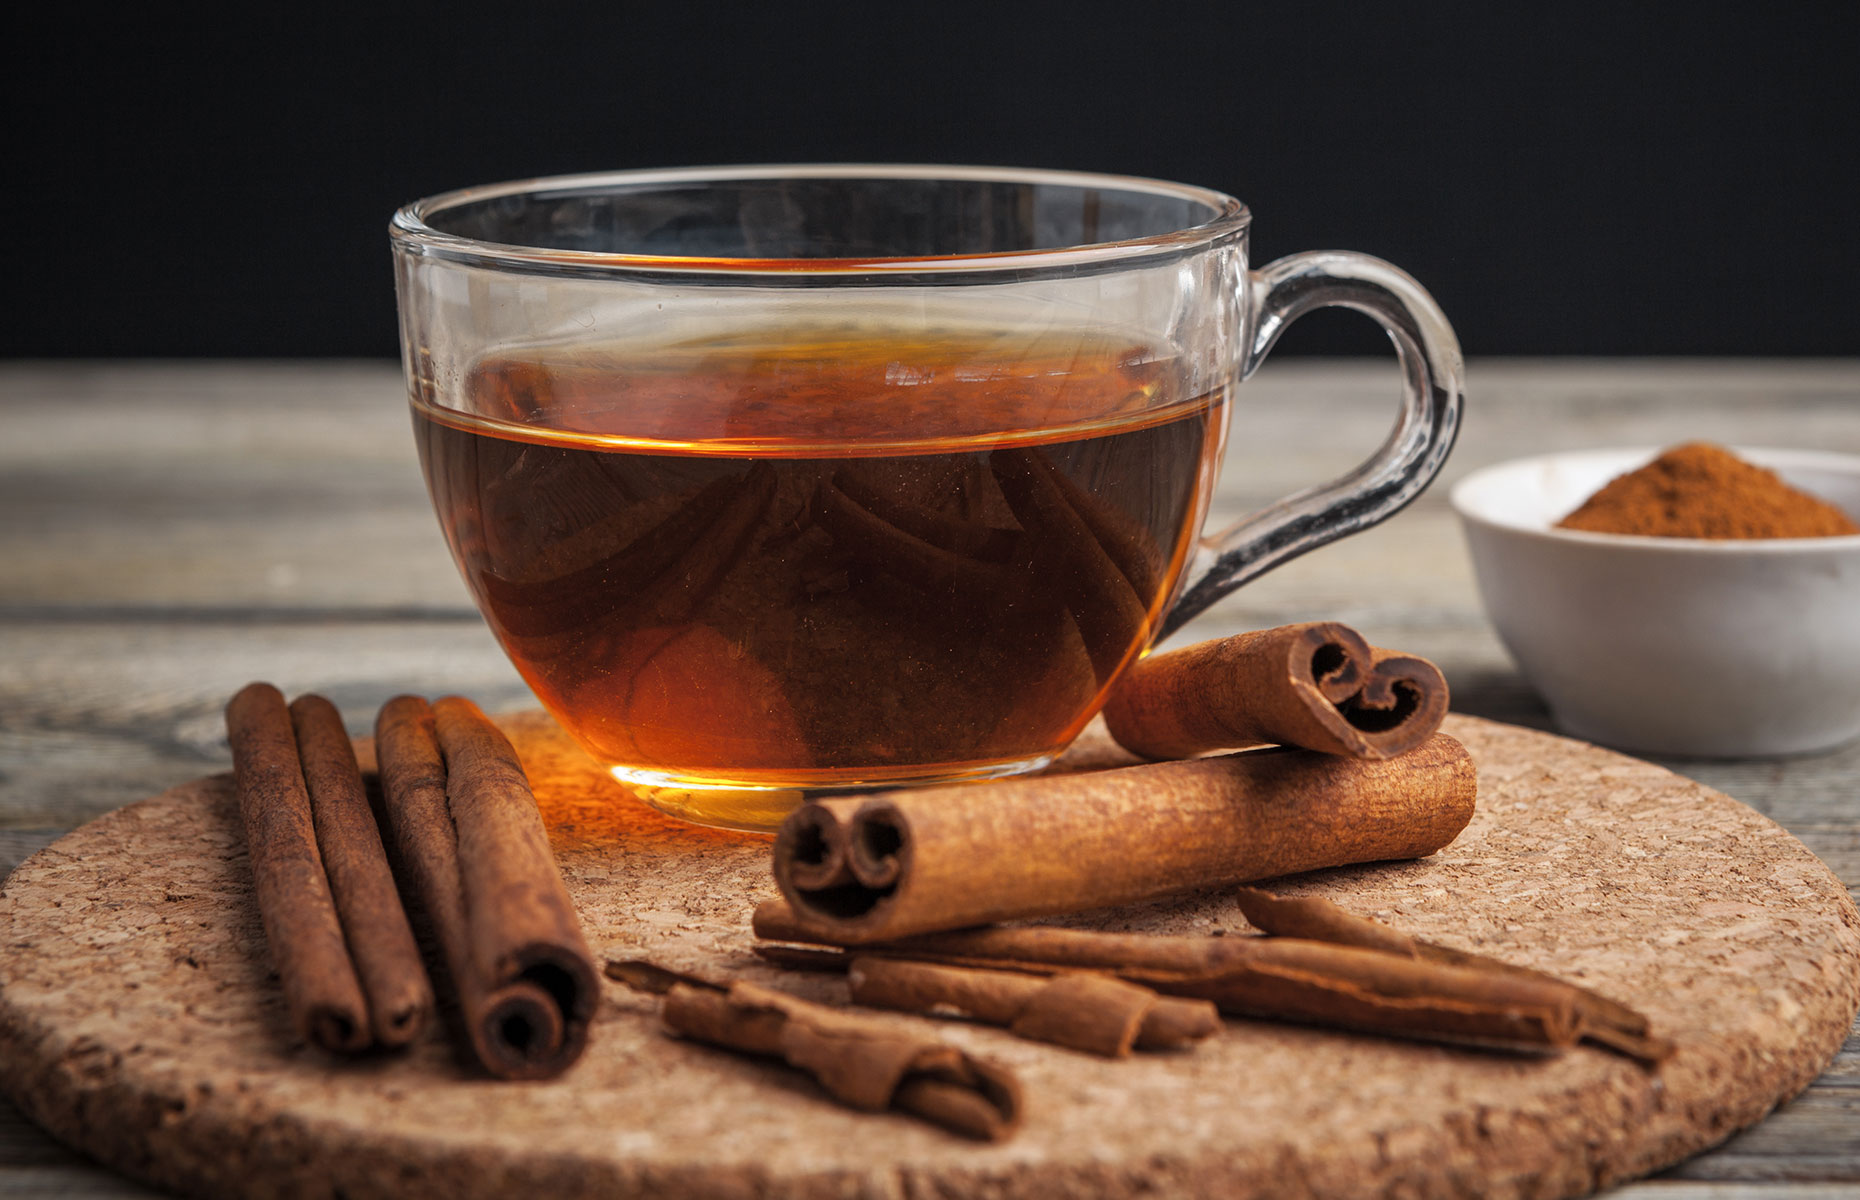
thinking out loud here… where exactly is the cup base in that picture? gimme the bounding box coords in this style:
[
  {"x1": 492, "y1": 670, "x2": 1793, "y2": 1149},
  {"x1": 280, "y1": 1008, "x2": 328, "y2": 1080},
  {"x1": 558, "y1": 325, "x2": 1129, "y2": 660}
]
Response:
[{"x1": 610, "y1": 754, "x2": 1057, "y2": 834}]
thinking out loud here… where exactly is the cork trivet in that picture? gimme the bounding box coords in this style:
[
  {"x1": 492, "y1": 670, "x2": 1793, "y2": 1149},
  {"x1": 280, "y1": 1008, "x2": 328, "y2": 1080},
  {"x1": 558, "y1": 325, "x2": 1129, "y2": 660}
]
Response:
[{"x1": 1, "y1": 713, "x2": 1855, "y2": 1200}]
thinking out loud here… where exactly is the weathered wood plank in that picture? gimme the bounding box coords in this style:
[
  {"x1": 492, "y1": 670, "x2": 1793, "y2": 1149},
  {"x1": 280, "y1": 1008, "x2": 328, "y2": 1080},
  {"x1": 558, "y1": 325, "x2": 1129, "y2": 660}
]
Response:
[
  {"x1": 0, "y1": 620, "x2": 529, "y2": 829},
  {"x1": 0, "y1": 1169, "x2": 161, "y2": 1199},
  {"x1": 0, "y1": 832, "x2": 60, "y2": 883},
  {"x1": 1617, "y1": 1186, "x2": 1860, "y2": 1198},
  {"x1": 0, "y1": 1097, "x2": 81, "y2": 1168},
  {"x1": 1665, "y1": 1090, "x2": 1860, "y2": 1178}
]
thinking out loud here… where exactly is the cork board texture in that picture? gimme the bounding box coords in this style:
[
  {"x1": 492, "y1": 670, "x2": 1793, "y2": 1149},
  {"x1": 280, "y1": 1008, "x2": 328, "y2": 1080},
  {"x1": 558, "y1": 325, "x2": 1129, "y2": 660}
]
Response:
[{"x1": 1, "y1": 713, "x2": 1856, "y2": 1199}]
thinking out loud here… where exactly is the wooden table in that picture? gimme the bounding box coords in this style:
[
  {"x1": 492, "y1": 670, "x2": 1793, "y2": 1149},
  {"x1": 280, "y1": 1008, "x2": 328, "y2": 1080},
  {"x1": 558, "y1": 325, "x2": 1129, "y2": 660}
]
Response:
[{"x1": 3, "y1": 360, "x2": 1856, "y2": 1198}]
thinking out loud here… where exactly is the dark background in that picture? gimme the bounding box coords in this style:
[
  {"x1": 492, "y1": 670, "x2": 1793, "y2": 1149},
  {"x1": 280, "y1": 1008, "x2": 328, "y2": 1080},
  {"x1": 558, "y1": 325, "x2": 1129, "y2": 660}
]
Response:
[{"x1": 6, "y1": 2, "x2": 1857, "y2": 358}]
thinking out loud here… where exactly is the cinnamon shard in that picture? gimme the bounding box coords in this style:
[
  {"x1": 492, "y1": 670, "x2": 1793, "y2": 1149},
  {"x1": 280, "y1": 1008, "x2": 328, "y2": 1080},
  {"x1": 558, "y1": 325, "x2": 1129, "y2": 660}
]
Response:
[
  {"x1": 607, "y1": 961, "x2": 1022, "y2": 1140},
  {"x1": 1103, "y1": 623, "x2": 1450, "y2": 761},
  {"x1": 847, "y1": 955, "x2": 1219, "y2": 1056},
  {"x1": 225, "y1": 682, "x2": 370, "y2": 1054},
  {"x1": 375, "y1": 695, "x2": 598, "y2": 1079},
  {"x1": 288, "y1": 695, "x2": 433, "y2": 1048},
  {"x1": 755, "y1": 901, "x2": 1596, "y2": 1057},
  {"x1": 771, "y1": 733, "x2": 1476, "y2": 943},
  {"x1": 1234, "y1": 888, "x2": 1673, "y2": 1064}
]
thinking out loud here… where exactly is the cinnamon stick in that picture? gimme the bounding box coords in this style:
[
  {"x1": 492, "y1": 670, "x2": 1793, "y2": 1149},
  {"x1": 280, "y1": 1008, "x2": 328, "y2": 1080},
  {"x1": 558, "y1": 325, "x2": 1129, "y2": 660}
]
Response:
[
  {"x1": 288, "y1": 695, "x2": 432, "y2": 1048},
  {"x1": 845, "y1": 956, "x2": 1219, "y2": 1056},
  {"x1": 753, "y1": 901, "x2": 1662, "y2": 1059},
  {"x1": 605, "y1": 960, "x2": 1022, "y2": 1141},
  {"x1": 1102, "y1": 623, "x2": 1450, "y2": 761},
  {"x1": 772, "y1": 733, "x2": 1476, "y2": 943},
  {"x1": 374, "y1": 695, "x2": 597, "y2": 1078},
  {"x1": 224, "y1": 682, "x2": 369, "y2": 1053},
  {"x1": 1233, "y1": 888, "x2": 1672, "y2": 1062}
]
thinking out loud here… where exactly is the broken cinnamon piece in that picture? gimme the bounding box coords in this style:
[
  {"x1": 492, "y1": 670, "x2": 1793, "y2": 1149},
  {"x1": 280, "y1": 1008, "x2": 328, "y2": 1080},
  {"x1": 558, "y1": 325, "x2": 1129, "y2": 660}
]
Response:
[
  {"x1": 1103, "y1": 623, "x2": 1450, "y2": 761},
  {"x1": 772, "y1": 733, "x2": 1476, "y2": 943},
  {"x1": 605, "y1": 960, "x2": 1022, "y2": 1140},
  {"x1": 753, "y1": 901, "x2": 1595, "y2": 1056},
  {"x1": 375, "y1": 695, "x2": 598, "y2": 1078},
  {"x1": 1232, "y1": 886, "x2": 1419, "y2": 956},
  {"x1": 224, "y1": 682, "x2": 370, "y2": 1054},
  {"x1": 1233, "y1": 888, "x2": 1673, "y2": 1062},
  {"x1": 846, "y1": 956, "x2": 1219, "y2": 1056},
  {"x1": 287, "y1": 695, "x2": 433, "y2": 1048}
]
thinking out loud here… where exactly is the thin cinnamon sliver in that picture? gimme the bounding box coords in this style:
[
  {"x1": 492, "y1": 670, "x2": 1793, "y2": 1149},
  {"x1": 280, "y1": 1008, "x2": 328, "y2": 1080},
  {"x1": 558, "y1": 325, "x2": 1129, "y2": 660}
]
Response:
[
  {"x1": 1233, "y1": 888, "x2": 1672, "y2": 1061},
  {"x1": 753, "y1": 902, "x2": 1604, "y2": 1057},
  {"x1": 606, "y1": 960, "x2": 1022, "y2": 1140},
  {"x1": 846, "y1": 956, "x2": 1220, "y2": 1056}
]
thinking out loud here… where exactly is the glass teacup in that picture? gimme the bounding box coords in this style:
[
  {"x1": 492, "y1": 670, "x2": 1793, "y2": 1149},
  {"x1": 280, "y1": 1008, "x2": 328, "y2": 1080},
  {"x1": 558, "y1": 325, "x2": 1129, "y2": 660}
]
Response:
[{"x1": 391, "y1": 166, "x2": 1462, "y2": 830}]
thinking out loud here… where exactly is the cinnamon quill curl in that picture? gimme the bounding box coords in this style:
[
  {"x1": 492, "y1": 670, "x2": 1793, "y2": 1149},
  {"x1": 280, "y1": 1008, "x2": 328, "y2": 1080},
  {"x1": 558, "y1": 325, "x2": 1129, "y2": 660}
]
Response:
[
  {"x1": 1232, "y1": 888, "x2": 1672, "y2": 1062},
  {"x1": 845, "y1": 957, "x2": 1220, "y2": 1057},
  {"x1": 375, "y1": 695, "x2": 597, "y2": 1079},
  {"x1": 753, "y1": 897, "x2": 1668, "y2": 1064},
  {"x1": 225, "y1": 683, "x2": 375, "y2": 1053},
  {"x1": 1103, "y1": 622, "x2": 1450, "y2": 761},
  {"x1": 606, "y1": 960, "x2": 1022, "y2": 1141}
]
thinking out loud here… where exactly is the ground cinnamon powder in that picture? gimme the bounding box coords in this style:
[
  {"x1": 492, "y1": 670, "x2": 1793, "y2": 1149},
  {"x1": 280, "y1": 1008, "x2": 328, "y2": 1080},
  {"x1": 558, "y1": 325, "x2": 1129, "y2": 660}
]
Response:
[{"x1": 1556, "y1": 443, "x2": 1860, "y2": 539}]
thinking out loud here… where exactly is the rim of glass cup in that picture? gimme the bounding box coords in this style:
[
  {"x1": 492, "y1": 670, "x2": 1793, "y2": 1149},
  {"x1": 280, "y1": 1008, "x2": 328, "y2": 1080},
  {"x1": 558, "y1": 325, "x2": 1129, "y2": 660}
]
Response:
[{"x1": 389, "y1": 164, "x2": 1251, "y2": 277}]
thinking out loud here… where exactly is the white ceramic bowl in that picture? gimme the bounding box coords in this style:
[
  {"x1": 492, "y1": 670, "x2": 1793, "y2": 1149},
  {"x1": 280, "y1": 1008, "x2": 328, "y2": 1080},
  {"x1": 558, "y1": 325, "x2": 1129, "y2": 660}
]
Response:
[{"x1": 1451, "y1": 447, "x2": 1860, "y2": 757}]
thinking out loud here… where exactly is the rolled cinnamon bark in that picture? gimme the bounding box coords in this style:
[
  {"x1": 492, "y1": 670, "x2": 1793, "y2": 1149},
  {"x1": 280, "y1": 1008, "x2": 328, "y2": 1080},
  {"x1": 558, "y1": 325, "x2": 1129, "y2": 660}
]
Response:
[
  {"x1": 375, "y1": 695, "x2": 597, "y2": 1078},
  {"x1": 1233, "y1": 888, "x2": 1672, "y2": 1061},
  {"x1": 755, "y1": 903, "x2": 1603, "y2": 1057},
  {"x1": 606, "y1": 960, "x2": 1021, "y2": 1141},
  {"x1": 846, "y1": 956, "x2": 1219, "y2": 1056},
  {"x1": 288, "y1": 695, "x2": 432, "y2": 1048},
  {"x1": 1102, "y1": 623, "x2": 1450, "y2": 761},
  {"x1": 772, "y1": 733, "x2": 1476, "y2": 943},
  {"x1": 224, "y1": 682, "x2": 369, "y2": 1053}
]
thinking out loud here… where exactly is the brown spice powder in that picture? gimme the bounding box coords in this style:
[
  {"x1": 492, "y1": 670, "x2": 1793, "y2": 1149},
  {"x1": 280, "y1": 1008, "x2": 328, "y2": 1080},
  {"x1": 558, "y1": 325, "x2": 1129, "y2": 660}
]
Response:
[{"x1": 1556, "y1": 443, "x2": 1859, "y2": 539}]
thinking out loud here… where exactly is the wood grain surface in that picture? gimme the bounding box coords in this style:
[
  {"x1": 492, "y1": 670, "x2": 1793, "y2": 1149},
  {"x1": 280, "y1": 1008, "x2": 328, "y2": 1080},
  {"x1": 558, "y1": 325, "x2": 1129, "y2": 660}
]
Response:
[{"x1": 3, "y1": 360, "x2": 1858, "y2": 1196}]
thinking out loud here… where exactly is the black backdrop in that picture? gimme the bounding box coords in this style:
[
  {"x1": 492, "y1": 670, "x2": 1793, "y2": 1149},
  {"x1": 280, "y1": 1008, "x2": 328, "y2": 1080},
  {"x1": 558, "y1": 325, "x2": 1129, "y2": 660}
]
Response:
[{"x1": 7, "y1": 2, "x2": 1857, "y2": 357}]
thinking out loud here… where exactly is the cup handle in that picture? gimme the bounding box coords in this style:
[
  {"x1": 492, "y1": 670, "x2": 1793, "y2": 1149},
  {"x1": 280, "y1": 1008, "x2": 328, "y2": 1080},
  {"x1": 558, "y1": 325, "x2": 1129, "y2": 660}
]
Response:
[{"x1": 1162, "y1": 250, "x2": 1465, "y2": 637}]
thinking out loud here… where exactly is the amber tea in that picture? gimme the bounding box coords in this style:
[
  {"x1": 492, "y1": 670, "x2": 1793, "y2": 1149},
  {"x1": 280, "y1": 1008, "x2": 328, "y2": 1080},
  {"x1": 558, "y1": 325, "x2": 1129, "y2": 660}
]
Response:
[{"x1": 412, "y1": 328, "x2": 1222, "y2": 791}]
